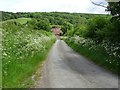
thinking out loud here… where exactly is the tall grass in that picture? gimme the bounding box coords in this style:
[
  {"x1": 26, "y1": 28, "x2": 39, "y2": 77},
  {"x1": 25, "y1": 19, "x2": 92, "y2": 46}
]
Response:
[
  {"x1": 64, "y1": 37, "x2": 119, "y2": 75},
  {"x1": 2, "y1": 20, "x2": 55, "y2": 88}
]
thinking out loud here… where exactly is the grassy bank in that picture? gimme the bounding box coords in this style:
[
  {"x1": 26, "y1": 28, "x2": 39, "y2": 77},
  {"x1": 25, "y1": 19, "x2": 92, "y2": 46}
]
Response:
[
  {"x1": 2, "y1": 19, "x2": 56, "y2": 88},
  {"x1": 64, "y1": 37, "x2": 119, "y2": 75}
]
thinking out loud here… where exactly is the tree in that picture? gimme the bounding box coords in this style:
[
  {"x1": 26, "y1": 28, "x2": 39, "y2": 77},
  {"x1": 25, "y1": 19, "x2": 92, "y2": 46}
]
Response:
[
  {"x1": 90, "y1": 0, "x2": 107, "y2": 8},
  {"x1": 107, "y1": 1, "x2": 120, "y2": 43},
  {"x1": 27, "y1": 19, "x2": 50, "y2": 31},
  {"x1": 84, "y1": 16, "x2": 109, "y2": 42},
  {"x1": 107, "y1": 1, "x2": 120, "y2": 16},
  {"x1": 90, "y1": 0, "x2": 120, "y2": 43},
  {"x1": 61, "y1": 22, "x2": 73, "y2": 35},
  {"x1": 35, "y1": 19, "x2": 50, "y2": 31}
]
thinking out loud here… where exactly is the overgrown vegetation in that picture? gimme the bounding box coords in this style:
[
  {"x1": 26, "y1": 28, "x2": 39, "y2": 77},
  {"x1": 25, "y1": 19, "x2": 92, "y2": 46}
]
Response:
[
  {"x1": 1, "y1": 11, "x2": 108, "y2": 35},
  {"x1": 2, "y1": 18, "x2": 55, "y2": 88},
  {"x1": 64, "y1": 1, "x2": 120, "y2": 75},
  {"x1": 1, "y1": 1, "x2": 120, "y2": 87},
  {"x1": 64, "y1": 37, "x2": 119, "y2": 74}
]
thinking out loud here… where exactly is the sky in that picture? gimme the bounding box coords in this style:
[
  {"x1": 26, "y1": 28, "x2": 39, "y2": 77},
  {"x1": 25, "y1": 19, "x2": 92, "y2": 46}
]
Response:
[{"x1": 0, "y1": 0, "x2": 109, "y2": 14}]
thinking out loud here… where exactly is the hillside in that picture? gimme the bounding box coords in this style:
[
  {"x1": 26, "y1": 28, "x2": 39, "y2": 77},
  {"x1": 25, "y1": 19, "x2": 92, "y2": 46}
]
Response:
[
  {"x1": 2, "y1": 17, "x2": 55, "y2": 87},
  {"x1": 1, "y1": 11, "x2": 120, "y2": 88}
]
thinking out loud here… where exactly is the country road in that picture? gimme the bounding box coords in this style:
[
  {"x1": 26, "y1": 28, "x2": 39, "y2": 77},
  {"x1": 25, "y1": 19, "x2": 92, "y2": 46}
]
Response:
[{"x1": 35, "y1": 40, "x2": 118, "y2": 88}]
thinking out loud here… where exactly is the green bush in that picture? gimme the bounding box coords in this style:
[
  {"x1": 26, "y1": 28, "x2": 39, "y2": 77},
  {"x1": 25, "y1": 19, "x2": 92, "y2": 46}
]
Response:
[
  {"x1": 27, "y1": 19, "x2": 51, "y2": 31},
  {"x1": 84, "y1": 16, "x2": 110, "y2": 42}
]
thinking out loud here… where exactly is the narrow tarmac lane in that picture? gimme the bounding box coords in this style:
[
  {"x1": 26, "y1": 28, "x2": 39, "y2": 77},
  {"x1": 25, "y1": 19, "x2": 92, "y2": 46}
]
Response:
[{"x1": 35, "y1": 40, "x2": 118, "y2": 88}]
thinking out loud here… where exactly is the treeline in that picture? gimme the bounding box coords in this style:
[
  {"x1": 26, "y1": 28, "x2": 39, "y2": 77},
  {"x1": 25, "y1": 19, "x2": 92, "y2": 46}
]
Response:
[
  {"x1": 1, "y1": 2, "x2": 120, "y2": 75},
  {"x1": 1, "y1": 1, "x2": 120, "y2": 43},
  {"x1": 2, "y1": 10, "x2": 119, "y2": 59},
  {"x1": 2, "y1": 11, "x2": 110, "y2": 35},
  {"x1": 1, "y1": 10, "x2": 119, "y2": 48},
  {"x1": 1, "y1": 11, "x2": 101, "y2": 21}
]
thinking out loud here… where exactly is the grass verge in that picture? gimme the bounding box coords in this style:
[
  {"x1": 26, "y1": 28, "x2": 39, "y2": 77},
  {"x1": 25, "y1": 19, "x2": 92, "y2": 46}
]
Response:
[
  {"x1": 2, "y1": 19, "x2": 56, "y2": 88},
  {"x1": 64, "y1": 38, "x2": 119, "y2": 75}
]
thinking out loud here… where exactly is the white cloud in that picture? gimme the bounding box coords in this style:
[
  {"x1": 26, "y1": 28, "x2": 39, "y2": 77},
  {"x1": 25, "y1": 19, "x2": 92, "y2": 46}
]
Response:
[{"x1": 0, "y1": 0, "x2": 108, "y2": 14}]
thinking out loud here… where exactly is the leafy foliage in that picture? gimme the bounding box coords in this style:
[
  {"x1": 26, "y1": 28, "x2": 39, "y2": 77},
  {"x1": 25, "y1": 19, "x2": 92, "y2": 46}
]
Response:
[
  {"x1": 106, "y1": 1, "x2": 120, "y2": 43},
  {"x1": 84, "y1": 16, "x2": 109, "y2": 42},
  {"x1": 2, "y1": 18, "x2": 55, "y2": 88},
  {"x1": 64, "y1": 37, "x2": 119, "y2": 74},
  {"x1": 2, "y1": 9, "x2": 120, "y2": 81},
  {"x1": 27, "y1": 19, "x2": 50, "y2": 31},
  {"x1": 107, "y1": 1, "x2": 120, "y2": 16}
]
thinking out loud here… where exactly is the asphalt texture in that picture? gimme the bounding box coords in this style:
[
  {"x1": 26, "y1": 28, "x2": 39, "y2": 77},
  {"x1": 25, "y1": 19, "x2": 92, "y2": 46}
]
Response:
[{"x1": 35, "y1": 40, "x2": 118, "y2": 88}]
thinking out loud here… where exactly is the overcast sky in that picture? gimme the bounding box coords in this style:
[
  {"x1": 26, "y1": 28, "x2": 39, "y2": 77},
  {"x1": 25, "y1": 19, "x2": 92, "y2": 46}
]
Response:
[{"x1": 0, "y1": 0, "x2": 108, "y2": 14}]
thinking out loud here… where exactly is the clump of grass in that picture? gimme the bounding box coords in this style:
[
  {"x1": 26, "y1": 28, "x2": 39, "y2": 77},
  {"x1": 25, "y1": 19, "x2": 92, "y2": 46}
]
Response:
[
  {"x1": 64, "y1": 37, "x2": 119, "y2": 75},
  {"x1": 2, "y1": 20, "x2": 55, "y2": 88}
]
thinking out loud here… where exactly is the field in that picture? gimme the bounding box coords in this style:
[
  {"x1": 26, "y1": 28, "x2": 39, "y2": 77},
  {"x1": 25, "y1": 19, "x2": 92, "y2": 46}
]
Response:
[{"x1": 15, "y1": 18, "x2": 31, "y2": 24}]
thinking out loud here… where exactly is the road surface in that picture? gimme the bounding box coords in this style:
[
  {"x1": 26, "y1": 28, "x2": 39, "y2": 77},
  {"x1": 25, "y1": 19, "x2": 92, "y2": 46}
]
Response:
[{"x1": 35, "y1": 40, "x2": 118, "y2": 88}]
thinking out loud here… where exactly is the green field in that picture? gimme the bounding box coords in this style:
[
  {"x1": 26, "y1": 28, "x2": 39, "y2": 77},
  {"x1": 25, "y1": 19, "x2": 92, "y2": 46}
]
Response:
[
  {"x1": 1, "y1": 18, "x2": 31, "y2": 25},
  {"x1": 15, "y1": 18, "x2": 31, "y2": 24}
]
